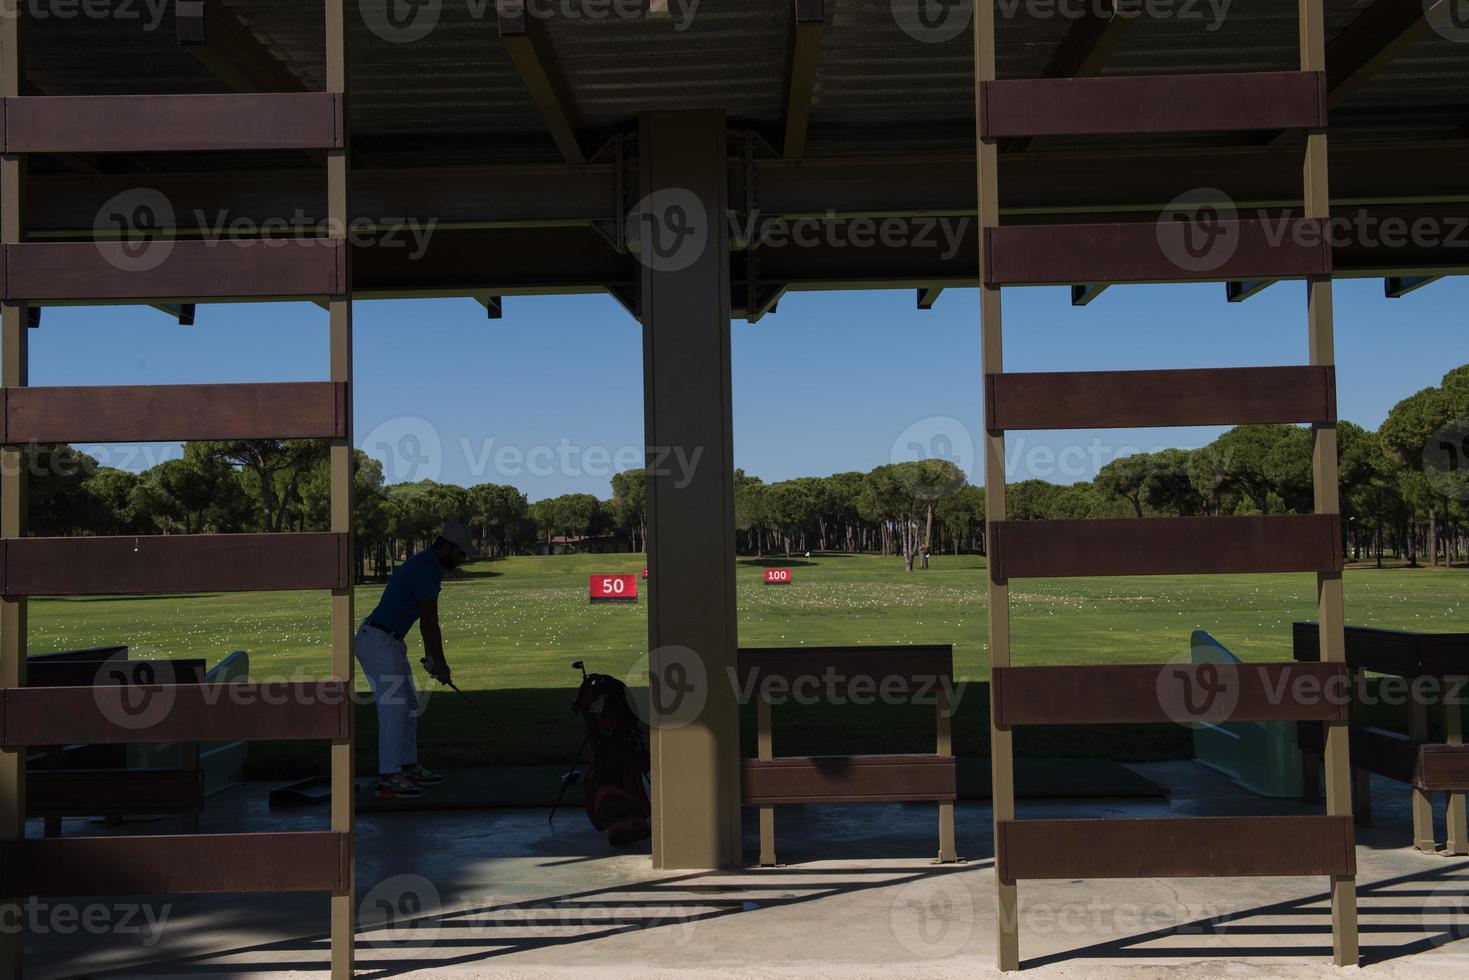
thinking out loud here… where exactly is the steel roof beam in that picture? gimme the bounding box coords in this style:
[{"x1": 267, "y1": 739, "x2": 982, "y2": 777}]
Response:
[
  {"x1": 1327, "y1": 0, "x2": 1448, "y2": 110},
  {"x1": 176, "y1": 0, "x2": 305, "y2": 94},
  {"x1": 1004, "y1": 1, "x2": 1134, "y2": 154},
  {"x1": 498, "y1": 3, "x2": 588, "y2": 165},
  {"x1": 16, "y1": 143, "x2": 1469, "y2": 236},
  {"x1": 1226, "y1": 280, "x2": 1277, "y2": 302},
  {"x1": 1383, "y1": 275, "x2": 1442, "y2": 298},
  {"x1": 781, "y1": 0, "x2": 826, "y2": 159},
  {"x1": 1224, "y1": 0, "x2": 1448, "y2": 146}
]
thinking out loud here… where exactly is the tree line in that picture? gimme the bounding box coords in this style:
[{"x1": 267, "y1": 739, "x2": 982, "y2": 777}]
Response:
[{"x1": 18, "y1": 364, "x2": 1468, "y2": 575}]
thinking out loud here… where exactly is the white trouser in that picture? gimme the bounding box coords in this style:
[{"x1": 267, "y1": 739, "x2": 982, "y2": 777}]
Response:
[{"x1": 354, "y1": 622, "x2": 420, "y2": 776}]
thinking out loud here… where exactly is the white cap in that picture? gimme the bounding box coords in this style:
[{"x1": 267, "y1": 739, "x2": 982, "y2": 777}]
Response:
[{"x1": 439, "y1": 520, "x2": 478, "y2": 559}]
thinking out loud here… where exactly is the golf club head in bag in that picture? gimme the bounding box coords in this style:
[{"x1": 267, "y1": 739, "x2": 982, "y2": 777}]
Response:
[{"x1": 570, "y1": 667, "x2": 651, "y2": 847}]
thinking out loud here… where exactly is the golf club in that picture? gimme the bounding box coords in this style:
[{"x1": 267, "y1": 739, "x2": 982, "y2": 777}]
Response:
[
  {"x1": 420, "y1": 656, "x2": 535, "y2": 756},
  {"x1": 549, "y1": 660, "x2": 591, "y2": 825}
]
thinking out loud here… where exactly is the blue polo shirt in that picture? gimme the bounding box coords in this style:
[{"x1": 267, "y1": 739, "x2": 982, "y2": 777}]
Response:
[{"x1": 368, "y1": 548, "x2": 445, "y2": 637}]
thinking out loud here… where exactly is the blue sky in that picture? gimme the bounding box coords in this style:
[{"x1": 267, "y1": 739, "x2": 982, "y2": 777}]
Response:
[{"x1": 27, "y1": 276, "x2": 1467, "y2": 501}]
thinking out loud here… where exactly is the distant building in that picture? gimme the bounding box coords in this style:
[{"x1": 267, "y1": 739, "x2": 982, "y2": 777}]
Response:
[{"x1": 536, "y1": 535, "x2": 631, "y2": 556}]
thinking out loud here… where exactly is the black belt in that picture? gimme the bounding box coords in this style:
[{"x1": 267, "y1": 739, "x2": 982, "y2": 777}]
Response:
[{"x1": 367, "y1": 619, "x2": 406, "y2": 641}]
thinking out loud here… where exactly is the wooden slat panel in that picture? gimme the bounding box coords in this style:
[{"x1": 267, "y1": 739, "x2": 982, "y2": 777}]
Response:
[
  {"x1": 3, "y1": 240, "x2": 345, "y2": 301},
  {"x1": 985, "y1": 366, "x2": 1336, "y2": 431},
  {"x1": 26, "y1": 769, "x2": 200, "y2": 818},
  {"x1": 2, "y1": 532, "x2": 348, "y2": 596},
  {"x1": 26, "y1": 658, "x2": 205, "y2": 687},
  {"x1": 989, "y1": 514, "x2": 1341, "y2": 580},
  {"x1": 993, "y1": 662, "x2": 1349, "y2": 727},
  {"x1": 3, "y1": 93, "x2": 343, "y2": 153},
  {"x1": 736, "y1": 645, "x2": 952, "y2": 693},
  {"x1": 1293, "y1": 622, "x2": 1469, "y2": 677},
  {"x1": 980, "y1": 71, "x2": 1326, "y2": 138},
  {"x1": 3, "y1": 381, "x2": 347, "y2": 444},
  {"x1": 0, "y1": 682, "x2": 349, "y2": 746},
  {"x1": 1299, "y1": 723, "x2": 1420, "y2": 785},
  {"x1": 997, "y1": 815, "x2": 1356, "y2": 883},
  {"x1": 1417, "y1": 745, "x2": 1469, "y2": 792},
  {"x1": 984, "y1": 221, "x2": 1331, "y2": 286},
  {"x1": 0, "y1": 832, "x2": 348, "y2": 895},
  {"x1": 741, "y1": 755, "x2": 956, "y2": 805}
]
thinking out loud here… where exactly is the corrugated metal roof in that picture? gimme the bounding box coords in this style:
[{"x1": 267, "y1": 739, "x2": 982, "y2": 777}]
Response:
[{"x1": 17, "y1": 0, "x2": 1469, "y2": 165}]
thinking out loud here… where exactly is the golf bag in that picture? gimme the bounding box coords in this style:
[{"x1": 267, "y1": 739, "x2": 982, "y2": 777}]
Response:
[{"x1": 572, "y1": 671, "x2": 652, "y2": 846}]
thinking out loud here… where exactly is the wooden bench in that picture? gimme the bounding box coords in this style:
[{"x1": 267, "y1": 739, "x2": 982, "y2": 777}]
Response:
[
  {"x1": 1294, "y1": 623, "x2": 1469, "y2": 855},
  {"x1": 736, "y1": 644, "x2": 958, "y2": 866},
  {"x1": 25, "y1": 655, "x2": 207, "y2": 836}
]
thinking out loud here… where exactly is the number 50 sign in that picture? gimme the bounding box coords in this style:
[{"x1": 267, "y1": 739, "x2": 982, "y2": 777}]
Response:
[{"x1": 590, "y1": 574, "x2": 639, "y2": 603}]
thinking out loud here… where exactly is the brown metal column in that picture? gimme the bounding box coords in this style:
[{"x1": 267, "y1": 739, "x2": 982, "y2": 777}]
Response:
[
  {"x1": 325, "y1": 1, "x2": 355, "y2": 975},
  {"x1": 1301, "y1": 0, "x2": 1358, "y2": 963},
  {"x1": 0, "y1": 11, "x2": 27, "y2": 978},
  {"x1": 976, "y1": 2, "x2": 1018, "y2": 969},
  {"x1": 639, "y1": 110, "x2": 742, "y2": 870}
]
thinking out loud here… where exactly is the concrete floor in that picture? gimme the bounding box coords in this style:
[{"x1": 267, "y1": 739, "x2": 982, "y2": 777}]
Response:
[{"x1": 27, "y1": 762, "x2": 1469, "y2": 979}]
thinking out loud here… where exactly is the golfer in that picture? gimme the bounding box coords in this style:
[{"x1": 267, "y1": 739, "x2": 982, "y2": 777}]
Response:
[{"x1": 356, "y1": 520, "x2": 476, "y2": 800}]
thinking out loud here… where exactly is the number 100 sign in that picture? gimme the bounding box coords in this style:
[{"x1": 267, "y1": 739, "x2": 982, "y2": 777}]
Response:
[
  {"x1": 764, "y1": 568, "x2": 793, "y2": 585},
  {"x1": 590, "y1": 574, "x2": 639, "y2": 603}
]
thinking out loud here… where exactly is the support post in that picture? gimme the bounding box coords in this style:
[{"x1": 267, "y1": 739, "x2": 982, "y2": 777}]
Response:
[
  {"x1": 936, "y1": 682, "x2": 957, "y2": 863},
  {"x1": 1447, "y1": 677, "x2": 1467, "y2": 856},
  {"x1": 1409, "y1": 696, "x2": 1436, "y2": 852},
  {"x1": 325, "y1": 2, "x2": 355, "y2": 976},
  {"x1": 757, "y1": 695, "x2": 776, "y2": 867},
  {"x1": 0, "y1": 11, "x2": 27, "y2": 978},
  {"x1": 1301, "y1": 0, "x2": 1358, "y2": 964},
  {"x1": 976, "y1": 1, "x2": 1019, "y2": 969},
  {"x1": 639, "y1": 110, "x2": 742, "y2": 870}
]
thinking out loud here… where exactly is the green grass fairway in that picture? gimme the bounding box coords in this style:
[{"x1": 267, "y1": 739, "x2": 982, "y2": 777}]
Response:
[{"x1": 26, "y1": 553, "x2": 1469, "y2": 776}]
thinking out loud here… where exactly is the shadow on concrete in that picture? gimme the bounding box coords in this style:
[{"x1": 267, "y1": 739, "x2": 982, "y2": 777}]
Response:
[
  {"x1": 84, "y1": 863, "x2": 988, "y2": 978},
  {"x1": 1021, "y1": 861, "x2": 1469, "y2": 969}
]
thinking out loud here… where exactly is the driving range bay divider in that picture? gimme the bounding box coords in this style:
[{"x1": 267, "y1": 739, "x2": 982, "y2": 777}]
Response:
[
  {"x1": 975, "y1": 0, "x2": 1358, "y2": 967},
  {"x1": 1294, "y1": 623, "x2": 1469, "y2": 855},
  {"x1": 25, "y1": 655, "x2": 208, "y2": 837},
  {"x1": 737, "y1": 645, "x2": 958, "y2": 866},
  {"x1": 0, "y1": 4, "x2": 358, "y2": 976}
]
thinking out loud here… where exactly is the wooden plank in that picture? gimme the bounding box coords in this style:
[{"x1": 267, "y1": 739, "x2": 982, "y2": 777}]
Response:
[
  {"x1": 988, "y1": 515, "x2": 1342, "y2": 580},
  {"x1": 26, "y1": 658, "x2": 205, "y2": 688},
  {"x1": 986, "y1": 366, "x2": 1336, "y2": 431},
  {"x1": 981, "y1": 72, "x2": 1326, "y2": 138},
  {"x1": 2, "y1": 93, "x2": 342, "y2": 153},
  {"x1": 736, "y1": 645, "x2": 953, "y2": 694},
  {"x1": 1293, "y1": 622, "x2": 1469, "y2": 677},
  {"x1": 1416, "y1": 745, "x2": 1469, "y2": 792},
  {"x1": 1299, "y1": 723, "x2": 1421, "y2": 785},
  {"x1": 984, "y1": 221, "x2": 1331, "y2": 286},
  {"x1": 0, "y1": 832, "x2": 348, "y2": 895},
  {"x1": 0, "y1": 682, "x2": 349, "y2": 746},
  {"x1": 741, "y1": 755, "x2": 957, "y2": 806},
  {"x1": 4, "y1": 382, "x2": 346, "y2": 444},
  {"x1": 993, "y1": 663, "x2": 1350, "y2": 727},
  {"x1": 4, "y1": 240, "x2": 345, "y2": 302},
  {"x1": 997, "y1": 815, "x2": 1356, "y2": 883},
  {"x1": 2, "y1": 533, "x2": 348, "y2": 596},
  {"x1": 26, "y1": 769, "x2": 200, "y2": 818}
]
